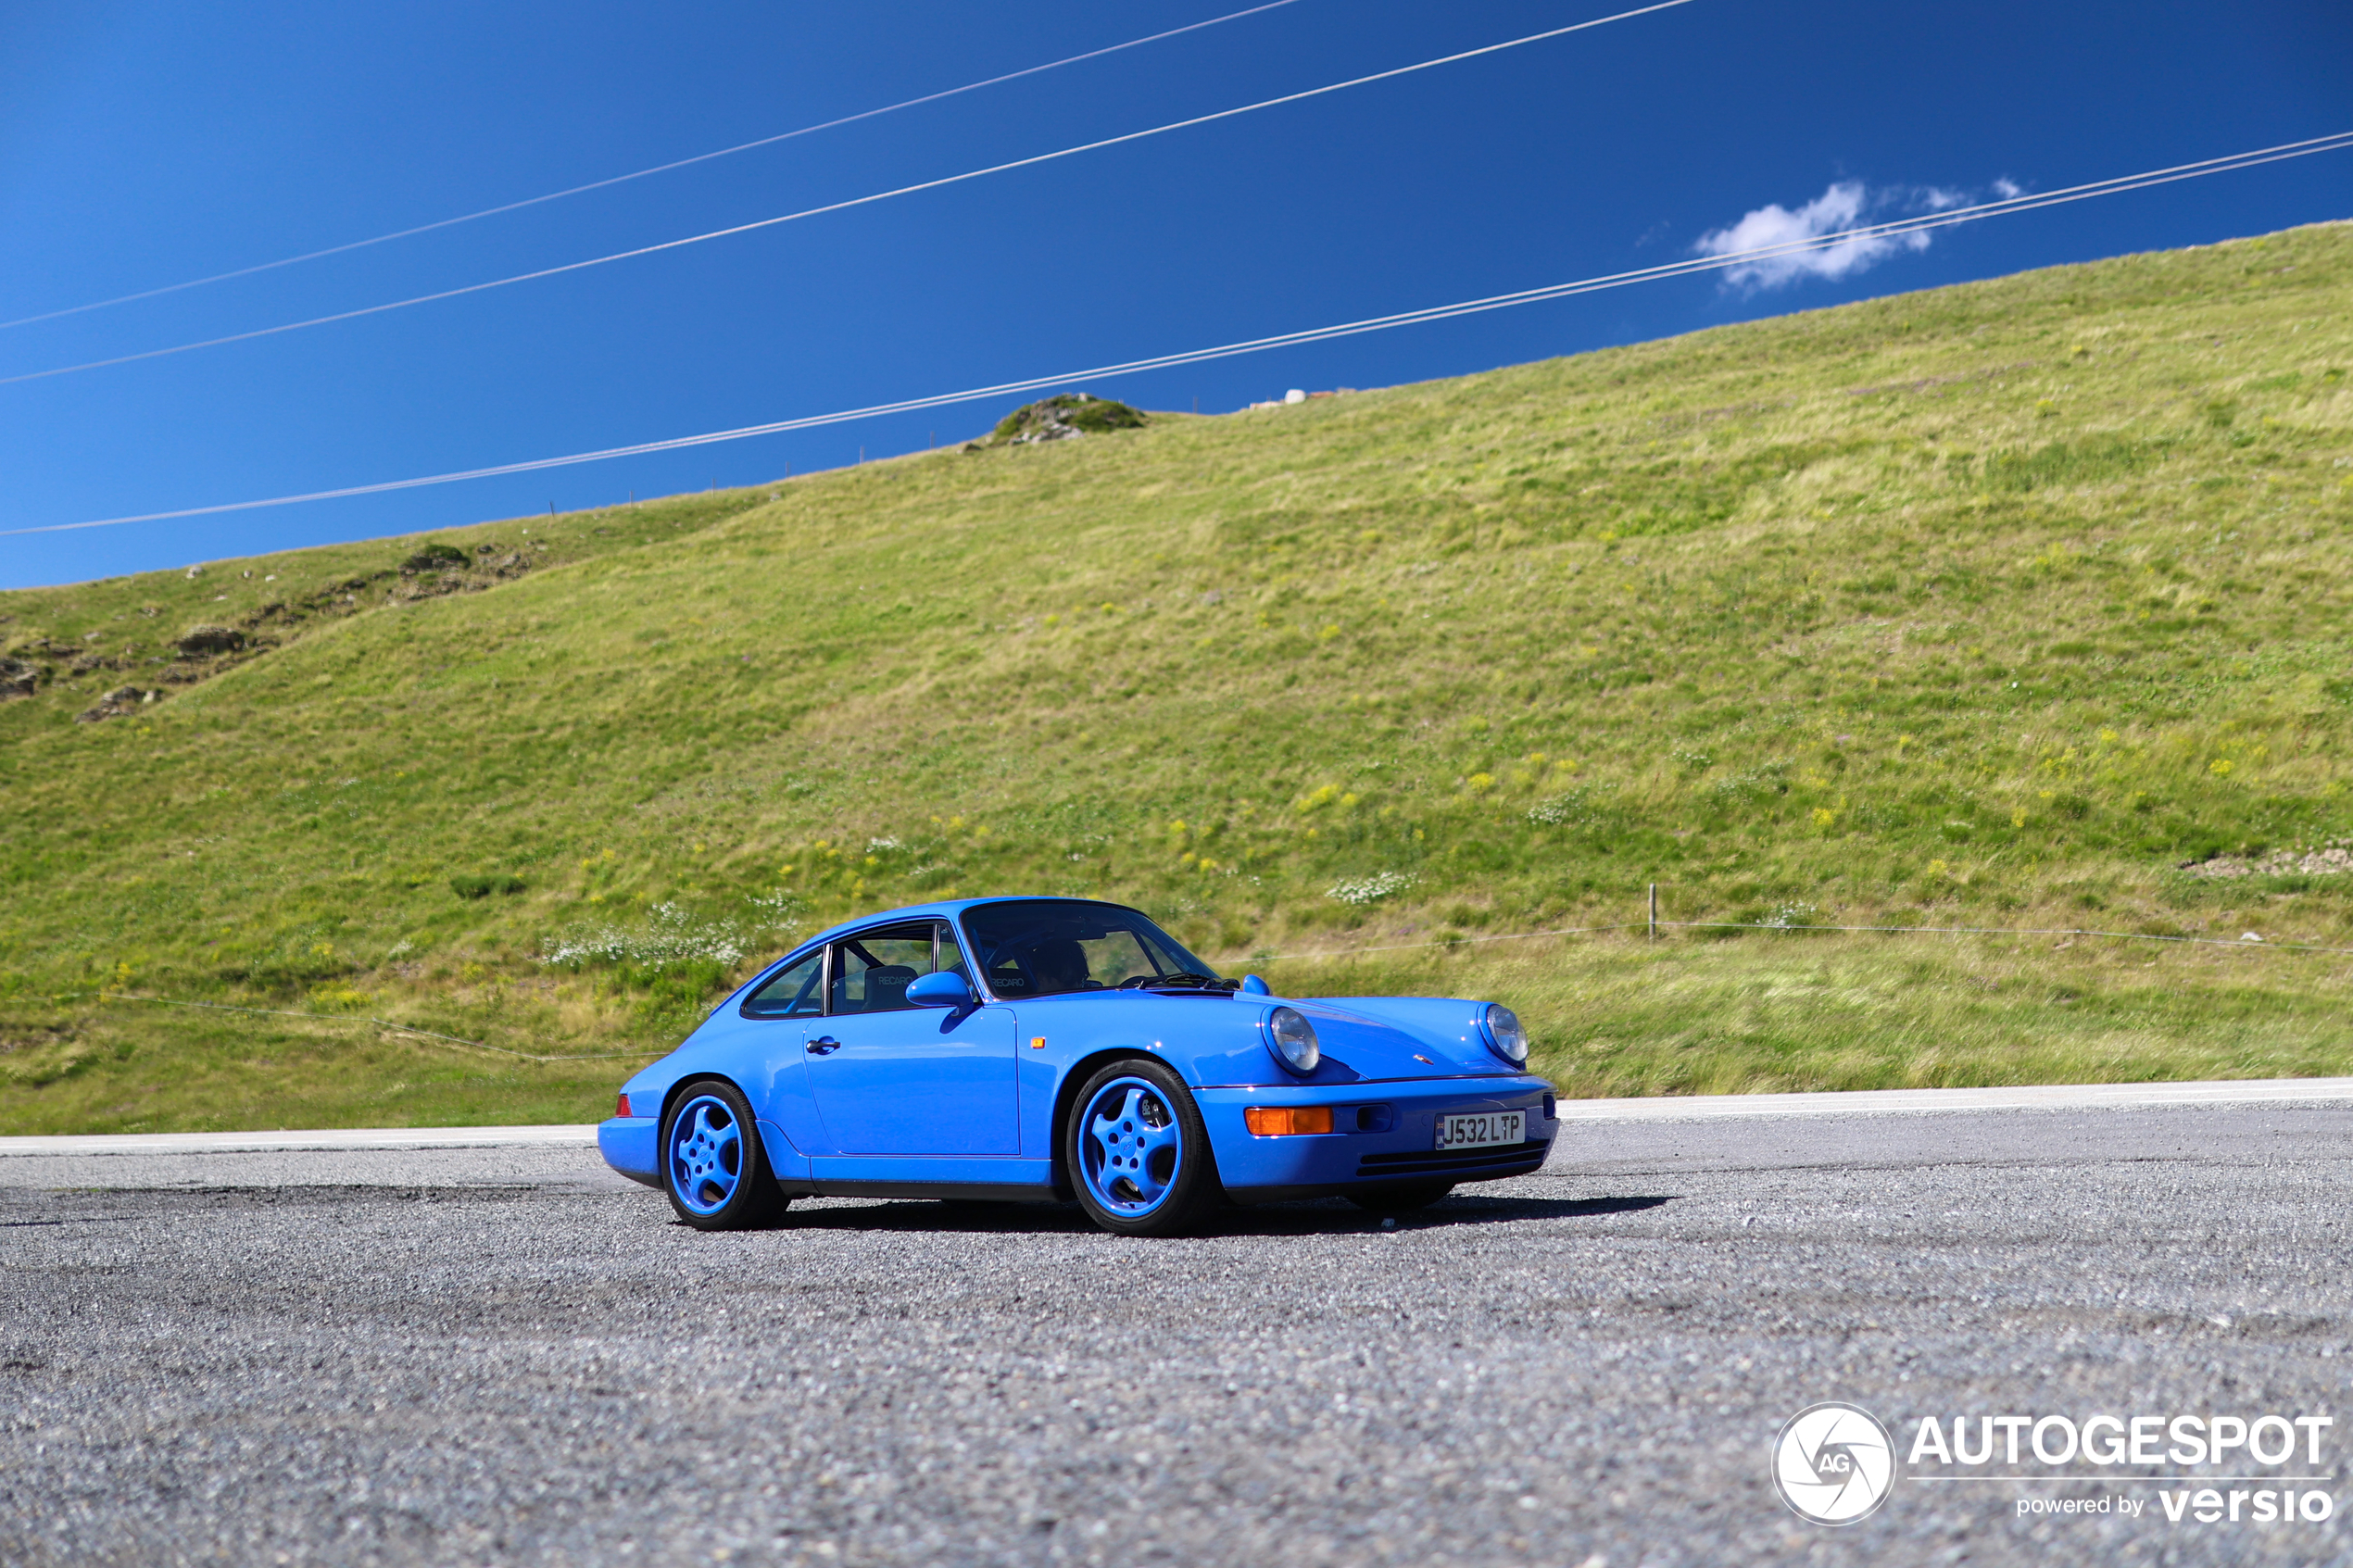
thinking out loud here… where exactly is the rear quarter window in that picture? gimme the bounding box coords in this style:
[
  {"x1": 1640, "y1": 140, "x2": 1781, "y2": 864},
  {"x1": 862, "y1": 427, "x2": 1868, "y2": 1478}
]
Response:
[{"x1": 740, "y1": 949, "x2": 824, "y2": 1019}]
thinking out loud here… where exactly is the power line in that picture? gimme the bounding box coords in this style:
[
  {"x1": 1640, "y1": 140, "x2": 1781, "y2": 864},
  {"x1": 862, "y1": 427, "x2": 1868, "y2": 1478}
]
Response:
[
  {"x1": 0, "y1": 0, "x2": 1305, "y2": 334},
  {"x1": 0, "y1": 0, "x2": 1704, "y2": 390},
  {"x1": 6, "y1": 128, "x2": 2346, "y2": 541}
]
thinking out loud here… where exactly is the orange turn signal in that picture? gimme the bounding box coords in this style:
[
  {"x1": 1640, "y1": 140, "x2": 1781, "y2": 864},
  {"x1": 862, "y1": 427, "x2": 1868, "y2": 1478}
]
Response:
[{"x1": 1245, "y1": 1105, "x2": 1334, "y2": 1136}]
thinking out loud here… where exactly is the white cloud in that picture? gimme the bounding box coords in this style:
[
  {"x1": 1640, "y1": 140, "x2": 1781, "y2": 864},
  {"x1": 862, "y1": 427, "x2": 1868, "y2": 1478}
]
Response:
[
  {"x1": 1692, "y1": 181, "x2": 1931, "y2": 290},
  {"x1": 1994, "y1": 177, "x2": 2025, "y2": 200}
]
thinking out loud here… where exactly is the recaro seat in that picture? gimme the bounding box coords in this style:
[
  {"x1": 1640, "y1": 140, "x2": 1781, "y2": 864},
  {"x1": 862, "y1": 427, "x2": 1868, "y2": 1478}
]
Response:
[{"x1": 862, "y1": 965, "x2": 921, "y2": 1011}]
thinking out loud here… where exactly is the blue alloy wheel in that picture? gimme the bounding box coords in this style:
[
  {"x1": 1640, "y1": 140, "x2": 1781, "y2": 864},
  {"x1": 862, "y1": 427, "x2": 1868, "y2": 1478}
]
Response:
[
  {"x1": 669, "y1": 1094, "x2": 743, "y2": 1214},
  {"x1": 1065, "y1": 1059, "x2": 1217, "y2": 1236},
  {"x1": 1080, "y1": 1077, "x2": 1183, "y2": 1216},
  {"x1": 662, "y1": 1079, "x2": 786, "y2": 1230}
]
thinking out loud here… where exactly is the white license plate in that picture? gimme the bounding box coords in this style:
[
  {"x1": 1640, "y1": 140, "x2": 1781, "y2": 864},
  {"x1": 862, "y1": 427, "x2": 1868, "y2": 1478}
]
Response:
[{"x1": 1435, "y1": 1110, "x2": 1524, "y2": 1150}]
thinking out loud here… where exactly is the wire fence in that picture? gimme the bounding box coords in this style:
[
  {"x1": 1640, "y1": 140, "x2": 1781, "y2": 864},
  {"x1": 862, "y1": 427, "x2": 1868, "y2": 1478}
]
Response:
[
  {"x1": 31, "y1": 902, "x2": 2351, "y2": 1060},
  {"x1": 1224, "y1": 907, "x2": 2353, "y2": 966},
  {"x1": 1217, "y1": 922, "x2": 1644, "y2": 965},
  {"x1": 1660, "y1": 920, "x2": 2353, "y2": 958},
  {"x1": 49, "y1": 991, "x2": 660, "y2": 1062}
]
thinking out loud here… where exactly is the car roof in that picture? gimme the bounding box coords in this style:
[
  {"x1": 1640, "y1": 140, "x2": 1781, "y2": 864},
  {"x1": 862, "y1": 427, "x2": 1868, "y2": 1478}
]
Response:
[{"x1": 784, "y1": 896, "x2": 1150, "y2": 960}]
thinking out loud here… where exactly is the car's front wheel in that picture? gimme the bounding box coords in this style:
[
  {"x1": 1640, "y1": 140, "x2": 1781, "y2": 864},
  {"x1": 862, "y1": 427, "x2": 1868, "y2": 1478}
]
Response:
[
  {"x1": 661, "y1": 1078, "x2": 787, "y2": 1230},
  {"x1": 1066, "y1": 1060, "x2": 1220, "y2": 1237}
]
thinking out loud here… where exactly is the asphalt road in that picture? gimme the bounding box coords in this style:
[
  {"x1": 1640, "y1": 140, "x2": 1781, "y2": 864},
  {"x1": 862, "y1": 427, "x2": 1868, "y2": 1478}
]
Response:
[{"x1": 2, "y1": 1098, "x2": 2347, "y2": 1568}]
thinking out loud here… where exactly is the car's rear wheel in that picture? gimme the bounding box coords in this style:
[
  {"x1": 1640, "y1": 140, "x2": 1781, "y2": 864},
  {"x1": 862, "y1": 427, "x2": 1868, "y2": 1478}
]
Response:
[
  {"x1": 1348, "y1": 1181, "x2": 1454, "y2": 1214},
  {"x1": 1066, "y1": 1060, "x2": 1219, "y2": 1237},
  {"x1": 661, "y1": 1079, "x2": 787, "y2": 1231}
]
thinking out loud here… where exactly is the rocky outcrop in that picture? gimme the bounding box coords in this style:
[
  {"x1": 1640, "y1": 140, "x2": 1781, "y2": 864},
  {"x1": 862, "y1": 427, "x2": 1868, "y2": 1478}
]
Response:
[
  {"x1": 175, "y1": 625, "x2": 245, "y2": 658},
  {"x1": 76, "y1": 686, "x2": 159, "y2": 722},
  {"x1": 970, "y1": 393, "x2": 1148, "y2": 449},
  {"x1": 402, "y1": 543, "x2": 472, "y2": 573},
  {"x1": 14, "y1": 538, "x2": 538, "y2": 720}
]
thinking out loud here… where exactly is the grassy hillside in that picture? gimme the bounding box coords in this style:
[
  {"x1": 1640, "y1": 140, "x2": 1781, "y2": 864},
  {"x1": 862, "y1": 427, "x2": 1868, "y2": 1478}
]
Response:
[{"x1": 4, "y1": 221, "x2": 2351, "y2": 1135}]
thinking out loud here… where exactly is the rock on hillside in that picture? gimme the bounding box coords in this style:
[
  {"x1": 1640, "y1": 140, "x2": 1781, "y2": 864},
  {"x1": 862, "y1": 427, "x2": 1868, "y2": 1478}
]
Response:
[{"x1": 974, "y1": 393, "x2": 1147, "y2": 448}]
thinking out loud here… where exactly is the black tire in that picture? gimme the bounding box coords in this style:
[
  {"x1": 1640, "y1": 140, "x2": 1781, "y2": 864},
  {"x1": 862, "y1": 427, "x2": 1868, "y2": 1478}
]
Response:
[
  {"x1": 661, "y1": 1078, "x2": 789, "y2": 1231},
  {"x1": 1347, "y1": 1181, "x2": 1454, "y2": 1215},
  {"x1": 1063, "y1": 1058, "x2": 1222, "y2": 1237}
]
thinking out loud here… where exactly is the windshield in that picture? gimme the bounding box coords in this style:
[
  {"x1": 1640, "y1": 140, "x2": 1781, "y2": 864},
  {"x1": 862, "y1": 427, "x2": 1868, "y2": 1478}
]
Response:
[{"x1": 959, "y1": 900, "x2": 1216, "y2": 998}]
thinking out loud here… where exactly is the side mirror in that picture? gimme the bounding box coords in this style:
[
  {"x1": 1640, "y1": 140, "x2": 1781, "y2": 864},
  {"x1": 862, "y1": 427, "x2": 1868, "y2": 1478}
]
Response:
[
  {"x1": 1239, "y1": 974, "x2": 1270, "y2": 995},
  {"x1": 906, "y1": 971, "x2": 975, "y2": 1010}
]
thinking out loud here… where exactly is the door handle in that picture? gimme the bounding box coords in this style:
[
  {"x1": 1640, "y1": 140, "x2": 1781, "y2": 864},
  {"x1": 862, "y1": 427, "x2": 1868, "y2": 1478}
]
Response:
[{"x1": 806, "y1": 1035, "x2": 842, "y2": 1055}]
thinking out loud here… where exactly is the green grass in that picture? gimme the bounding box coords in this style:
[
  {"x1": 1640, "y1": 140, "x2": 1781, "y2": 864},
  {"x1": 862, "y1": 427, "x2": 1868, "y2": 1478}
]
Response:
[
  {"x1": 1295, "y1": 931, "x2": 2353, "y2": 1099},
  {"x1": 5, "y1": 221, "x2": 2351, "y2": 1134}
]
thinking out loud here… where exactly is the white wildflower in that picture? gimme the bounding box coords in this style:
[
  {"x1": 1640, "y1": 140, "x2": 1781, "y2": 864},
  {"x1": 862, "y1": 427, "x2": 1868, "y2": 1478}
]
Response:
[
  {"x1": 1327, "y1": 871, "x2": 1416, "y2": 906},
  {"x1": 541, "y1": 900, "x2": 753, "y2": 968},
  {"x1": 1527, "y1": 793, "x2": 1584, "y2": 826}
]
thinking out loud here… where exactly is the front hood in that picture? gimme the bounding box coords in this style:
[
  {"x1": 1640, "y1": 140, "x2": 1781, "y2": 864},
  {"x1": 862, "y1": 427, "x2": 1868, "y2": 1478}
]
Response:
[
  {"x1": 1293, "y1": 996, "x2": 1516, "y2": 1079},
  {"x1": 1179, "y1": 991, "x2": 1516, "y2": 1086}
]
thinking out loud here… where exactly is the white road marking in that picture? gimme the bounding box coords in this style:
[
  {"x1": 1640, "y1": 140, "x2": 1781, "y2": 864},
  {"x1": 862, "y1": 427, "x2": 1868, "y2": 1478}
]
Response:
[
  {"x1": 6, "y1": 1074, "x2": 2352, "y2": 1159},
  {"x1": 1550, "y1": 1076, "x2": 2353, "y2": 1123},
  {"x1": 0, "y1": 1123, "x2": 599, "y2": 1158}
]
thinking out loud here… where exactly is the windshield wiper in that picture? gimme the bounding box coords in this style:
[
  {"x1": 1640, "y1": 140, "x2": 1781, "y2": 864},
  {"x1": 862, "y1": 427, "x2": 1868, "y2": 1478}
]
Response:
[{"x1": 1118, "y1": 971, "x2": 1237, "y2": 991}]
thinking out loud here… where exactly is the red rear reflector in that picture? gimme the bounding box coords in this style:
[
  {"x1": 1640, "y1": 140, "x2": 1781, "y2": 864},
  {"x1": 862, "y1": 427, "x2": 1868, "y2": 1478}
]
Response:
[
  {"x1": 1245, "y1": 1106, "x2": 1333, "y2": 1136},
  {"x1": 616, "y1": 1093, "x2": 633, "y2": 1118}
]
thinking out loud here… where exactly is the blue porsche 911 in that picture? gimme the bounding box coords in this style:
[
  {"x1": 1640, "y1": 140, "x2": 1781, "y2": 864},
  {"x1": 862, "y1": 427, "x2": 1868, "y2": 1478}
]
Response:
[{"x1": 598, "y1": 897, "x2": 1556, "y2": 1236}]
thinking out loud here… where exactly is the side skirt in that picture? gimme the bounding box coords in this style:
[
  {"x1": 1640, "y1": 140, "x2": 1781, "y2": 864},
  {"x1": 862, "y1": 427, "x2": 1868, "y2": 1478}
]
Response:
[{"x1": 778, "y1": 1178, "x2": 1063, "y2": 1205}]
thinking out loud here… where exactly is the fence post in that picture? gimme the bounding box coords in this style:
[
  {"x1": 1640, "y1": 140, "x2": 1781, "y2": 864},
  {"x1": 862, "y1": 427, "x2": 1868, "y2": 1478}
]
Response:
[{"x1": 1648, "y1": 884, "x2": 1658, "y2": 942}]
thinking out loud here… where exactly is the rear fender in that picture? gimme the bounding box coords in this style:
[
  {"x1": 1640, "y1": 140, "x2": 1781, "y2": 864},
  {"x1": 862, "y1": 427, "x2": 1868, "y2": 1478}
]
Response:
[{"x1": 657, "y1": 1072, "x2": 809, "y2": 1185}]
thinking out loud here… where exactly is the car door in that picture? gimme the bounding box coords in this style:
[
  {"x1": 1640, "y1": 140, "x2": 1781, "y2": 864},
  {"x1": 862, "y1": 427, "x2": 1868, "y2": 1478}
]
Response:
[
  {"x1": 734, "y1": 945, "x2": 827, "y2": 1162},
  {"x1": 802, "y1": 920, "x2": 1019, "y2": 1156}
]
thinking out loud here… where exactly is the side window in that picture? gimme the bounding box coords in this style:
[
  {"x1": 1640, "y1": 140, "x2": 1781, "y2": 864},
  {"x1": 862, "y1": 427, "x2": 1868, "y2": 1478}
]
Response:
[
  {"x1": 828, "y1": 923, "x2": 937, "y2": 1015},
  {"x1": 740, "y1": 949, "x2": 824, "y2": 1020}
]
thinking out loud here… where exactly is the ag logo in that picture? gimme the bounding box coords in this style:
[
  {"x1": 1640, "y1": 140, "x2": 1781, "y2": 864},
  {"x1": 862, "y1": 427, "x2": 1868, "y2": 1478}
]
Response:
[{"x1": 1771, "y1": 1402, "x2": 1895, "y2": 1524}]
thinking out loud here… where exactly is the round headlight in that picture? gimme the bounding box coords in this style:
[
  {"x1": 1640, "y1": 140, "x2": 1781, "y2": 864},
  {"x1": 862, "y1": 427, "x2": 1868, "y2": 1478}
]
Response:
[
  {"x1": 1481, "y1": 1003, "x2": 1529, "y2": 1064},
  {"x1": 1265, "y1": 1006, "x2": 1320, "y2": 1074}
]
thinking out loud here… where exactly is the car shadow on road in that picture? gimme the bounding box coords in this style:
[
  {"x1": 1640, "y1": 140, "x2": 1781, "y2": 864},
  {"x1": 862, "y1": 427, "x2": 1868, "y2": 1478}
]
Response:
[
  {"x1": 1221, "y1": 1193, "x2": 1678, "y2": 1236},
  {"x1": 762, "y1": 1191, "x2": 1675, "y2": 1236}
]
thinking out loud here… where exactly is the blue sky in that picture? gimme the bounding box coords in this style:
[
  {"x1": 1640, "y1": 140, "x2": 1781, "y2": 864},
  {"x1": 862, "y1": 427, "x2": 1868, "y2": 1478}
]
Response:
[{"x1": 2, "y1": 0, "x2": 2347, "y2": 587}]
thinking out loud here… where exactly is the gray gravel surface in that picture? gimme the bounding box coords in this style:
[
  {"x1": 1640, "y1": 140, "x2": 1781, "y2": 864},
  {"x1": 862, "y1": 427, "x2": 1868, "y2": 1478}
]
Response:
[{"x1": 3, "y1": 1104, "x2": 2347, "y2": 1567}]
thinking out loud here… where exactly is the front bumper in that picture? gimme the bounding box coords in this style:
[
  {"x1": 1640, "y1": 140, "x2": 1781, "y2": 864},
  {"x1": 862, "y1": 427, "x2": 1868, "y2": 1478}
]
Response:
[{"x1": 1198, "y1": 1076, "x2": 1556, "y2": 1202}]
